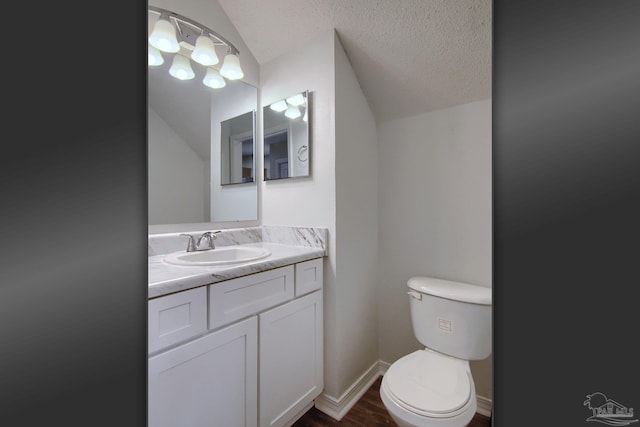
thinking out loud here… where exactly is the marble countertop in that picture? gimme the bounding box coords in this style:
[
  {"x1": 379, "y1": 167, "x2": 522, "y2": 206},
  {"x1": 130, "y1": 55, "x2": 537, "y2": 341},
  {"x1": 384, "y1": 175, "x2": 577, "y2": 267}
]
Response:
[{"x1": 148, "y1": 242, "x2": 325, "y2": 299}]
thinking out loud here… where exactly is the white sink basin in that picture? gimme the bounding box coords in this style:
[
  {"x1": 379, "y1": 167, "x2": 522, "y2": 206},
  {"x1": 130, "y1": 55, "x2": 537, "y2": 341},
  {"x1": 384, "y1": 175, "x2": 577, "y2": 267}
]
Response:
[{"x1": 163, "y1": 246, "x2": 271, "y2": 266}]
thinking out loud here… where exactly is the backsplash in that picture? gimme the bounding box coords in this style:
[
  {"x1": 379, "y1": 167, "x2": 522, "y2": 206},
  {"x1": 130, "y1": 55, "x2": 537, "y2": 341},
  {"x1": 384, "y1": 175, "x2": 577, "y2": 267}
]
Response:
[
  {"x1": 261, "y1": 226, "x2": 327, "y2": 251},
  {"x1": 148, "y1": 225, "x2": 328, "y2": 256}
]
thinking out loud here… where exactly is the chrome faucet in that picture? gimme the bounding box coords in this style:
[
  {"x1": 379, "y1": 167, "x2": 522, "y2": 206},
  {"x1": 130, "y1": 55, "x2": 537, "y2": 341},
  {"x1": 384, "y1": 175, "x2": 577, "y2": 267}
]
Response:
[
  {"x1": 196, "y1": 231, "x2": 220, "y2": 250},
  {"x1": 180, "y1": 231, "x2": 221, "y2": 252}
]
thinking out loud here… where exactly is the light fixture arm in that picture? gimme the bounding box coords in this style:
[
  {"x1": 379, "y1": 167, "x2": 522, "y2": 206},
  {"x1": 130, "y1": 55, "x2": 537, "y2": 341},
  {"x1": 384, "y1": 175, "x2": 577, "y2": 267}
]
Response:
[{"x1": 148, "y1": 5, "x2": 240, "y2": 56}]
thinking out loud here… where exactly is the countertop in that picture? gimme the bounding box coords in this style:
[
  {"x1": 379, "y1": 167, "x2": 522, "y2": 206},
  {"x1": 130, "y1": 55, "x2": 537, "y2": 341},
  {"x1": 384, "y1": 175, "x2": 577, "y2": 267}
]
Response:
[{"x1": 148, "y1": 242, "x2": 325, "y2": 299}]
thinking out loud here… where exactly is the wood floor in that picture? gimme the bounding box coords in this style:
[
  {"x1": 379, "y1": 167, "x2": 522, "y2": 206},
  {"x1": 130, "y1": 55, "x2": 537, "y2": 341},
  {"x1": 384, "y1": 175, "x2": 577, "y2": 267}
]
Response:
[{"x1": 292, "y1": 376, "x2": 491, "y2": 427}]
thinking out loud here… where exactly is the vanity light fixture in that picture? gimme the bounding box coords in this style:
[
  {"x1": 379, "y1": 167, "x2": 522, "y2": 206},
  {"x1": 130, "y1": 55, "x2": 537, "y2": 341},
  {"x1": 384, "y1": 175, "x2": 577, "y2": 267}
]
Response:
[
  {"x1": 286, "y1": 93, "x2": 306, "y2": 106},
  {"x1": 149, "y1": 13, "x2": 180, "y2": 53},
  {"x1": 203, "y1": 67, "x2": 226, "y2": 89},
  {"x1": 269, "y1": 100, "x2": 288, "y2": 112},
  {"x1": 148, "y1": 45, "x2": 164, "y2": 66},
  {"x1": 148, "y1": 5, "x2": 244, "y2": 88},
  {"x1": 191, "y1": 33, "x2": 219, "y2": 66},
  {"x1": 269, "y1": 92, "x2": 308, "y2": 120},
  {"x1": 219, "y1": 50, "x2": 244, "y2": 80},
  {"x1": 169, "y1": 54, "x2": 195, "y2": 80},
  {"x1": 284, "y1": 105, "x2": 302, "y2": 119}
]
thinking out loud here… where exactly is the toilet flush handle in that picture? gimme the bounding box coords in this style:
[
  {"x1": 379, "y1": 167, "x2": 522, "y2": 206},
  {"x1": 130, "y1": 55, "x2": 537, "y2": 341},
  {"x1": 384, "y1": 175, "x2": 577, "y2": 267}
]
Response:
[{"x1": 407, "y1": 291, "x2": 422, "y2": 300}]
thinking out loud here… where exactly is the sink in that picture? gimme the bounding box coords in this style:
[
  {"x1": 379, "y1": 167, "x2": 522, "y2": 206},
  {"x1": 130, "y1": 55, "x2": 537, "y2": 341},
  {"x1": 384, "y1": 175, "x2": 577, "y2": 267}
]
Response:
[{"x1": 163, "y1": 246, "x2": 271, "y2": 266}]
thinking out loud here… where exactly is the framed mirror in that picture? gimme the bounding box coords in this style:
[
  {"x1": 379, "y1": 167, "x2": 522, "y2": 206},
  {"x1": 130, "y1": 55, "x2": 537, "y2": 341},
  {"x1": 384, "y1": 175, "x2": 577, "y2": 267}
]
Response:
[
  {"x1": 263, "y1": 91, "x2": 310, "y2": 181},
  {"x1": 148, "y1": 58, "x2": 258, "y2": 225},
  {"x1": 221, "y1": 111, "x2": 255, "y2": 185}
]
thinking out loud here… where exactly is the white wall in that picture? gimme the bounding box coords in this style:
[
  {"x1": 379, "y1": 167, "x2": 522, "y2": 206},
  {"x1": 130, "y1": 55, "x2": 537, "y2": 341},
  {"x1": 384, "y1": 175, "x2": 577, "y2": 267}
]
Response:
[
  {"x1": 333, "y1": 34, "x2": 380, "y2": 395},
  {"x1": 148, "y1": 107, "x2": 206, "y2": 224},
  {"x1": 377, "y1": 99, "x2": 493, "y2": 399}
]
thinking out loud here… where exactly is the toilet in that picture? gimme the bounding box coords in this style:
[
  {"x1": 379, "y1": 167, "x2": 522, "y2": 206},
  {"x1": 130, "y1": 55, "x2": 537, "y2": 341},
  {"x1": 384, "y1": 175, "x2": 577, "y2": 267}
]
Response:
[{"x1": 380, "y1": 276, "x2": 492, "y2": 427}]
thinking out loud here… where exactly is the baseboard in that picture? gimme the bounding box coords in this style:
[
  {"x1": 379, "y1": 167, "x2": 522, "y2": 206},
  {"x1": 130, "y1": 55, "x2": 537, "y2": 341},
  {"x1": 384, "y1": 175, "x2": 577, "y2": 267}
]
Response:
[
  {"x1": 476, "y1": 395, "x2": 492, "y2": 417},
  {"x1": 314, "y1": 359, "x2": 492, "y2": 420},
  {"x1": 314, "y1": 361, "x2": 383, "y2": 420}
]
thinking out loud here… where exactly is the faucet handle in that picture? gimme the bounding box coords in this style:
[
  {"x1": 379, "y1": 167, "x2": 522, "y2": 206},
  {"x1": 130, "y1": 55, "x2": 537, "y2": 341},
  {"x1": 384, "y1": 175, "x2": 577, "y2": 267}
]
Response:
[{"x1": 180, "y1": 233, "x2": 197, "y2": 252}]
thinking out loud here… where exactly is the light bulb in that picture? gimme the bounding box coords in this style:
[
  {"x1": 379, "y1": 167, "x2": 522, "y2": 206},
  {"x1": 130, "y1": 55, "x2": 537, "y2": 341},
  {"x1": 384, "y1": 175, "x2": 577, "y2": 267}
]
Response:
[
  {"x1": 285, "y1": 105, "x2": 301, "y2": 119},
  {"x1": 169, "y1": 55, "x2": 195, "y2": 80},
  {"x1": 219, "y1": 52, "x2": 244, "y2": 80},
  {"x1": 149, "y1": 17, "x2": 180, "y2": 53},
  {"x1": 191, "y1": 35, "x2": 219, "y2": 66},
  {"x1": 148, "y1": 44, "x2": 164, "y2": 66},
  {"x1": 269, "y1": 100, "x2": 288, "y2": 112},
  {"x1": 203, "y1": 68, "x2": 226, "y2": 89},
  {"x1": 286, "y1": 93, "x2": 306, "y2": 106}
]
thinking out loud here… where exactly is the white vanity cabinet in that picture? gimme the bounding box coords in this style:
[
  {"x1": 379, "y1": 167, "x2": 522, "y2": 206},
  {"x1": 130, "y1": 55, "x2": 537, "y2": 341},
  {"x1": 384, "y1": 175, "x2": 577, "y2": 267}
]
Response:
[
  {"x1": 148, "y1": 317, "x2": 258, "y2": 427},
  {"x1": 148, "y1": 257, "x2": 324, "y2": 427}
]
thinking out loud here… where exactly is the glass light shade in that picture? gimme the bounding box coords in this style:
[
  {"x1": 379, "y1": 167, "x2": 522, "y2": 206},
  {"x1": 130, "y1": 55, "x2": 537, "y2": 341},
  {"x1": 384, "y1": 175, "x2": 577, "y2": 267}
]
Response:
[
  {"x1": 219, "y1": 53, "x2": 244, "y2": 80},
  {"x1": 269, "y1": 100, "x2": 288, "y2": 112},
  {"x1": 285, "y1": 105, "x2": 301, "y2": 119},
  {"x1": 149, "y1": 18, "x2": 180, "y2": 53},
  {"x1": 286, "y1": 93, "x2": 306, "y2": 106},
  {"x1": 191, "y1": 35, "x2": 219, "y2": 66},
  {"x1": 169, "y1": 55, "x2": 195, "y2": 80},
  {"x1": 148, "y1": 45, "x2": 164, "y2": 66},
  {"x1": 203, "y1": 68, "x2": 226, "y2": 89}
]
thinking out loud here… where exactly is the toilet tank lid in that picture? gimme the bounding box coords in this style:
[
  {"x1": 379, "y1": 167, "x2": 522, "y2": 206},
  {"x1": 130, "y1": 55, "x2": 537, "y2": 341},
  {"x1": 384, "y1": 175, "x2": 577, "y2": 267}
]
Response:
[{"x1": 407, "y1": 277, "x2": 492, "y2": 305}]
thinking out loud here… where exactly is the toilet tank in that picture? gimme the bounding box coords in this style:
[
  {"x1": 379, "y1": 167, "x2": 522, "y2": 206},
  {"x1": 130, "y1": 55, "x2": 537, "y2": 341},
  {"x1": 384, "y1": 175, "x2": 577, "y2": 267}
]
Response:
[{"x1": 407, "y1": 277, "x2": 492, "y2": 360}]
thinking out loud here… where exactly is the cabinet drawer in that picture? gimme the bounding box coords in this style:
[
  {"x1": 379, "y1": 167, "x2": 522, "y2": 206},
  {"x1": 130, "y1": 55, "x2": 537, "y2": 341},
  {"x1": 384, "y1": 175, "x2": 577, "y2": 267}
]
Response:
[
  {"x1": 148, "y1": 287, "x2": 207, "y2": 354},
  {"x1": 294, "y1": 258, "x2": 323, "y2": 297},
  {"x1": 209, "y1": 266, "x2": 295, "y2": 330}
]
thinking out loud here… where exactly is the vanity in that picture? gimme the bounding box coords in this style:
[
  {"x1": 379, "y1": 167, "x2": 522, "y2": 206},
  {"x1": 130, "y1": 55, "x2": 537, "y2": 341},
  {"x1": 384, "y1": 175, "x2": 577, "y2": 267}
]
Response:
[{"x1": 148, "y1": 227, "x2": 326, "y2": 427}]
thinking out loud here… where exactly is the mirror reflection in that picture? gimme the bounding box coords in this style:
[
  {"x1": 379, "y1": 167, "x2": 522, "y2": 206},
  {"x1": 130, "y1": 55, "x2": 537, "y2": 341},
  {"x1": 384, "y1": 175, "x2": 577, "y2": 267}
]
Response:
[
  {"x1": 221, "y1": 111, "x2": 255, "y2": 185},
  {"x1": 148, "y1": 55, "x2": 258, "y2": 225},
  {"x1": 263, "y1": 91, "x2": 310, "y2": 181}
]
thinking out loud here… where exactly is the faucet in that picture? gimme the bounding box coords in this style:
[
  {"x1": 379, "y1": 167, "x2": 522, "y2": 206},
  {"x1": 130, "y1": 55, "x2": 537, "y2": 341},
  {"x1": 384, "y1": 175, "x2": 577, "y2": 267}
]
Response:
[
  {"x1": 196, "y1": 231, "x2": 221, "y2": 251},
  {"x1": 180, "y1": 231, "x2": 221, "y2": 252}
]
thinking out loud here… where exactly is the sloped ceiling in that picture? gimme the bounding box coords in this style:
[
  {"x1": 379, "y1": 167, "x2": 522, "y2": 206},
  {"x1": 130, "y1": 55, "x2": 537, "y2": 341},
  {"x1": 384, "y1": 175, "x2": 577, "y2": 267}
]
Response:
[{"x1": 218, "y1": 0, "x2": 492, "y2": 123}]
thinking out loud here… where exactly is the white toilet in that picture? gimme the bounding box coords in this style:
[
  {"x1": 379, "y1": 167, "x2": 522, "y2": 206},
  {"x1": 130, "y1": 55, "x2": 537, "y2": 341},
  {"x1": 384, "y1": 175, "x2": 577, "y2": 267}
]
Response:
[{"x1": 380, "y1": 276, "x2": 492, "y2": 427}]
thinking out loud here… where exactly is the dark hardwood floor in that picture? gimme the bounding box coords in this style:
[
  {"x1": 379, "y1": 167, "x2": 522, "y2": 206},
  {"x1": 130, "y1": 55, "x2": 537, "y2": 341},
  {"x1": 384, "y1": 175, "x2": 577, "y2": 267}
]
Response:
[{"x1": 292, "y1": 376, "x2": 491, "y2": 427}]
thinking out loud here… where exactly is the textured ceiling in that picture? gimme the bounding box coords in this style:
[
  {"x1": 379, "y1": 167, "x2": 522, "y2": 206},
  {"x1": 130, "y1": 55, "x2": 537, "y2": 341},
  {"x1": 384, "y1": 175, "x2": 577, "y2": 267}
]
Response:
[{"x1": 218, "y1": 0, "x2": 492, "y2": 123}]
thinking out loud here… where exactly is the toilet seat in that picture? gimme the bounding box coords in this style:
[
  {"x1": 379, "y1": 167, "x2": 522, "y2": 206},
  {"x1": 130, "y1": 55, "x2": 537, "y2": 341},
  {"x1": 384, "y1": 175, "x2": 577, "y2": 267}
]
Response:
[{"x1": 383, "y1": 350, "x2": 472, "y2": 418}]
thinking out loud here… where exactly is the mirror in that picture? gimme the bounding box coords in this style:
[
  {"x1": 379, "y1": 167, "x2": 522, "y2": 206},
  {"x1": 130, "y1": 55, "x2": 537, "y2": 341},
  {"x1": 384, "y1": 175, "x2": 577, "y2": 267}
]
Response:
[
  {"x1": 263, "y1": 91, "x2": 310, "y2": 180},
  {"x1": 148, "y1": 57, "x2": 258, "y2": 225},
  {"x1": 220, "y1": 111, "x2": 255, "y2": 185}
]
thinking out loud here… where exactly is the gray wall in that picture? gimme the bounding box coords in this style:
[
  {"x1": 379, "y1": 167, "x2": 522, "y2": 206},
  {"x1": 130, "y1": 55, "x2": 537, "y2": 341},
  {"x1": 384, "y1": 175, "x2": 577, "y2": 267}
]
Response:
[{"x1": 148, "y1": 107, "x2": 206, "y2": 224}]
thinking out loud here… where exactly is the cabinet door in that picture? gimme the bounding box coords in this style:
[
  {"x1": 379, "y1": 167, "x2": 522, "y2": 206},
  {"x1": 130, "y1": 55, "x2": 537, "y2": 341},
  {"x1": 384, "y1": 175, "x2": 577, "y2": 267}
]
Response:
[
  {"x1": 259, "y1": 291, "x2": 323, "y2": 427},
  {"x1": 149, "y1": 317, "x2": 258, "y2": 427}
]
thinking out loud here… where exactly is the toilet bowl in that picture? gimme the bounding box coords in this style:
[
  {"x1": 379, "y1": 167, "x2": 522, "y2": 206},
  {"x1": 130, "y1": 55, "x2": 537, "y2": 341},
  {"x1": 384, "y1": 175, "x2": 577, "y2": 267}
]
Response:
[
  {"x1": 380, "y1": 277, "x2": 491, "y2": 427},
  {"x1": 380, "y1": 349, "x2": 476, "y2": 427}
]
